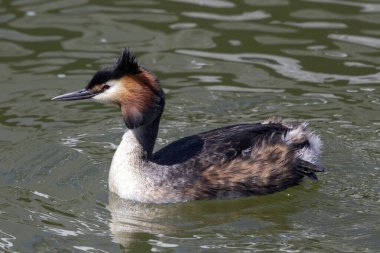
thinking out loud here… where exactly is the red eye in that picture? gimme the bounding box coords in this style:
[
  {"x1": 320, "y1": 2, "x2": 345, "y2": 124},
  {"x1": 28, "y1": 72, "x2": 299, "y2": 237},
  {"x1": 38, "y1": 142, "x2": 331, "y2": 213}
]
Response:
[{"x1": 102, "y1": 84, "x2": 110, "y2": 91}]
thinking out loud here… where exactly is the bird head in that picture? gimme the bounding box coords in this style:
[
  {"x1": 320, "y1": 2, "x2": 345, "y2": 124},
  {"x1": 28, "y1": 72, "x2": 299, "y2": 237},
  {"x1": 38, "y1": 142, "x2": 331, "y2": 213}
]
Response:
[{"x1": 52, "y1": 49, "x2": 165, "y2": 129}]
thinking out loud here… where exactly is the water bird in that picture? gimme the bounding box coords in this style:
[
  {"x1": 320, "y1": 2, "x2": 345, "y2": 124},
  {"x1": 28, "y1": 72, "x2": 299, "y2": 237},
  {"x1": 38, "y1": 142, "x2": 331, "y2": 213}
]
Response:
[{"x1": 52, "y1": 48, "x2": 325, "y2": 203}]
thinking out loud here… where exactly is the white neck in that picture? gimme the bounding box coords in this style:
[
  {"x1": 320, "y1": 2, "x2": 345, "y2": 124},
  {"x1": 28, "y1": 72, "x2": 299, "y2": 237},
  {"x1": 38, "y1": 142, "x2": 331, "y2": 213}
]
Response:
[{"x1": 108, "y1": 129, "x2": 150, "y2": 201}]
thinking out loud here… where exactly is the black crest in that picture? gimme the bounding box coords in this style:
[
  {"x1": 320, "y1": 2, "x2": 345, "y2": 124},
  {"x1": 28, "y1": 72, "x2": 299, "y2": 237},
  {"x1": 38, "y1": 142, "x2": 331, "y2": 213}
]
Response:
[
  {"x1": 86, "y1": 48, "x2": 141, "y2": 89},
  {"x1": 114, "y1": 48, "x2": 140, "y2": 74}
]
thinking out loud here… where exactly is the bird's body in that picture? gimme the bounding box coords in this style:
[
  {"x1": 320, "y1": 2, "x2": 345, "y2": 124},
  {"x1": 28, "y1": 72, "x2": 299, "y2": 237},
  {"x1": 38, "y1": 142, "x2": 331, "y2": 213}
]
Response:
[{"x1": 53, "y1": 49, "x2": 325, "y2": 203}]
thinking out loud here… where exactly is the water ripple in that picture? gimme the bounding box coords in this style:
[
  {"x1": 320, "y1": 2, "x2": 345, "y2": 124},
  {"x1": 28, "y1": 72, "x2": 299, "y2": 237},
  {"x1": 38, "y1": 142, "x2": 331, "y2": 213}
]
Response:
[
  {"x1": 73, "y1": 246, "x2": 110, "y2": 253},
  {"x1": 0, "y1": 229, "x2": 15, "y2": 251},
  {"x1": 0, "y1": 0, "x2": 379, "y2": 252},
  {"x1": 14, "y1": 0, "x2": 88, "y2": 13},
  {"x1": 305, "y1": 0, "x2": 380, "y2": 13},
  {"x1": 215, "y1": 22, "x2": 296, "y2": 33},
  {"x1": 169, "y1": 0, "x2": 235, "y2": 8},
  {"x1": 207, "y1": 86, "x2": 285, "y2": 93},
  {"x1": 0, "y1": 28, "x2": 61, "y2": 42},
  {"x1": 177, "y1": 49, "x2": 380, "y2": 84},
  {"x1": 0, "y1": 42, "x2": 32, "y2": 57},
  {"x1": 281, "y1": 21, "x2": 347, "y2": 29},
  {"x1": 182, "y1": 10, "x2": 270, "y2": 21},
  {"x1": 329, "y1": 33, "x2": 380, "y2": 49}
]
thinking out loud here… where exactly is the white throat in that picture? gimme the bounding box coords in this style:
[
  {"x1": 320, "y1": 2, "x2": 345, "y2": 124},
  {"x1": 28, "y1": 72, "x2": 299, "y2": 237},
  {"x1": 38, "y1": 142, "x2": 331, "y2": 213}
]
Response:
[{"x1": 108, "y1": 129, "x2": 149, "y2": 201}]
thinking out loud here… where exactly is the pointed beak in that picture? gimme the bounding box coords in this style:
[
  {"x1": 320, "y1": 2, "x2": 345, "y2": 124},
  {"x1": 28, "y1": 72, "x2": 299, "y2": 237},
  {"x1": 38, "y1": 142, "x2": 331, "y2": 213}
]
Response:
[{"x1": 52, "y1": 89, "x2": 96, "y2": 101}]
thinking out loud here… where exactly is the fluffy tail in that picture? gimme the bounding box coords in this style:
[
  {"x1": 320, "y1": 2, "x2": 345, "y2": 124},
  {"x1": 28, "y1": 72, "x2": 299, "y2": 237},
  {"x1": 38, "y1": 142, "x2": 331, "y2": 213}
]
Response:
[
  {"x1": 282, "y1": 121, "x2": 326, "y2": 180},
  {"x1": 295, "y1": 159, "x2": 326, "y2": 180}
]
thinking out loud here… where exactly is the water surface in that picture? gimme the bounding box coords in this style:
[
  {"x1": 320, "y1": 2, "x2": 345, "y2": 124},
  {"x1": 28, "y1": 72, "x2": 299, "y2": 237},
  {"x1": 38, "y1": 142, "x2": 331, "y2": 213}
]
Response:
[{"x1": 0, "y1": 0, "x2": 379, "y2": 252}]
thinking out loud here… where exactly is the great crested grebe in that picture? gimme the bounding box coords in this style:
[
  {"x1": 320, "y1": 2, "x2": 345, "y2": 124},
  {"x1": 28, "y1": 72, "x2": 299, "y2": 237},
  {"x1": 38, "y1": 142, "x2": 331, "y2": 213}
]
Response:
[{"x1": 53, "y1": 48, "x2": 325, "y2": 203}]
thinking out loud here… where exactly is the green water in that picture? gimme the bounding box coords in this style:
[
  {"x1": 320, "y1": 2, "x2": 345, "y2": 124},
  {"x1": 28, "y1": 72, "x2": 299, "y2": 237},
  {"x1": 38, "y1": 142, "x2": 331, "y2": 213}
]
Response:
[{"x1": 0, "y1": 0, "x2": 379, "y2": 252}]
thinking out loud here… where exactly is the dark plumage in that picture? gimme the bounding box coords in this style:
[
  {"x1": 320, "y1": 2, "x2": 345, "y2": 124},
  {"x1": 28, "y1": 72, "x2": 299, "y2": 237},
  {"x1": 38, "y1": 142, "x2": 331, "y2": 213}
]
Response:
[
  {"x1": 52, "y1": 48, "x2": 326, "y2": 203},
  {"x1": 86, "y1": 49, "x2": 141, "y2": 90},
  {"x1": 150, "y1": 122, "x2": 325, "y2": 200}
]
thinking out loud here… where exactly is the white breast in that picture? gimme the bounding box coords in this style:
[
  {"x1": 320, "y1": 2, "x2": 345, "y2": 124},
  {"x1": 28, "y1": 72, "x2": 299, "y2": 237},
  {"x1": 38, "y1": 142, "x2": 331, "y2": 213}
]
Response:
[{"x1": 108, "y1": 130, "x2": 150, "y2": 202}]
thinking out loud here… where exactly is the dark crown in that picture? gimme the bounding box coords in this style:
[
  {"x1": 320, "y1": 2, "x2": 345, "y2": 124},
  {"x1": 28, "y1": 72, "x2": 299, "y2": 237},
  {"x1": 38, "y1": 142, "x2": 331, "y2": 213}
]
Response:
[
  {"x1": 86, "y1": 48, "x2": 141, "y2": 89},
  {"x1": 114, "y1": 48, "x2": 140, "y2": 74}
]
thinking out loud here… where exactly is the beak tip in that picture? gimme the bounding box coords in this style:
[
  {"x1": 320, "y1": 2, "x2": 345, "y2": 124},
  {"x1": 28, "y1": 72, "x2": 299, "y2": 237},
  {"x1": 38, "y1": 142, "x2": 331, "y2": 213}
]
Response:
[
  {"x1": 51, "y1": 94, "x2": 66, "y2": 101},
  {"x1": 51, "y1": 89, "x2": 96, "y2": 101}
]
